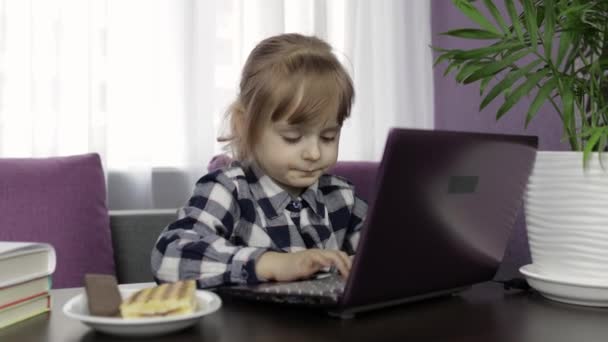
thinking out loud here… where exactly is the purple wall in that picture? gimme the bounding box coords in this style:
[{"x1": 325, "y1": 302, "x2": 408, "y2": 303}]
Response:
[
  {"x1": 431, "y1": 0, "x2": 569, "y2": 151},
  {"x1": 430, "y1": 1, "x2": 569, "y2": 279}
]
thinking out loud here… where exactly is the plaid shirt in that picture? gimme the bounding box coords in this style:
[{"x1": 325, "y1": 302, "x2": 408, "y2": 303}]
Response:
[{"x1": 151, "y1": 162, "x2": 368, "y2": 288}]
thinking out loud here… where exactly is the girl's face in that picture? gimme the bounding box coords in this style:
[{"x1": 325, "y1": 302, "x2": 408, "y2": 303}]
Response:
[{"x1": 253, "y1": 116, "x2": 341, "y2": 197}]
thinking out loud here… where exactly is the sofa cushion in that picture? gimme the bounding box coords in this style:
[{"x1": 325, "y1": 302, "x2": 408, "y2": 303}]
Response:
[
  {"x1": 110, "y1": 210, "x2": 174, "y2": 284},
  {"x1": 328, "y1": 161, "x2": 379, "y2": 204},
  {"x1": 0, "y1": 153, "x2": 115, "y2": 288}
]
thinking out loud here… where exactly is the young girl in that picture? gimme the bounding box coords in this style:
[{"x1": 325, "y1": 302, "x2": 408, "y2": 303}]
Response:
[{"x1": 151, "y1": 33, "x2": 368, "y2": 288}]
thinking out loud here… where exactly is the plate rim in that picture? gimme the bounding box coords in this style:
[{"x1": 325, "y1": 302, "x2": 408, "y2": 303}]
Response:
[
  {"x1": 519, "y1": 264, "x2": 608, "y2": 289},
  {"x1": 62, "y1": 287, "x2": 222, "y2": 326}
]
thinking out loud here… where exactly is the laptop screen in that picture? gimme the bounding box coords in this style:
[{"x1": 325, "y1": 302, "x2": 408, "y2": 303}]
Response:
[{"x1": 342, "y1": 128, "x2": 537, "y2": 308}]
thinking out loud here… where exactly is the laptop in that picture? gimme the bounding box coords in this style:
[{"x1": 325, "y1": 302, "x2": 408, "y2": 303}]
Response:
[{"x1": 217, "y1": 128, "x2": 538, "y2": 318}]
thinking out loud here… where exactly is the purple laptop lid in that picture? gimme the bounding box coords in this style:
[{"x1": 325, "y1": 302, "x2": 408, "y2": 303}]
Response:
[{"x1": 342, "y1": 128, "x2": 538, "y2": 308}]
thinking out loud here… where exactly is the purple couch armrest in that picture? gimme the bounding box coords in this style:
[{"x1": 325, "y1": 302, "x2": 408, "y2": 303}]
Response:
[{"x1": 0, "y1": 153, "x2": 115, "y2": 288}]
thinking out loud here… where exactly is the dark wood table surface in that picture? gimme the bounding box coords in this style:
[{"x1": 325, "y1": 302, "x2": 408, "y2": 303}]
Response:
[{"x1": 1, "y1": 281, "x2": 608, "y2": 342}]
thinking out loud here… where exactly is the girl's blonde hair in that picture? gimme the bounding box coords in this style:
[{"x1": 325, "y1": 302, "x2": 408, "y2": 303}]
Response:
[{"x1": 221, "y1": 33, "x2": 355, "y2": 161}]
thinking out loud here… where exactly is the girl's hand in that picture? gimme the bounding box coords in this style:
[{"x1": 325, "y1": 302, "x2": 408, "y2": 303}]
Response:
[{"x1": 256, "y1": 249, "x2": 352, "y2": 282}]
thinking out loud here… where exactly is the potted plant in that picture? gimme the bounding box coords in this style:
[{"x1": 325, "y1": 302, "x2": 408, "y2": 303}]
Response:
[{"x1": 434, "y1": 0, "x2": 608, "y2": 304}]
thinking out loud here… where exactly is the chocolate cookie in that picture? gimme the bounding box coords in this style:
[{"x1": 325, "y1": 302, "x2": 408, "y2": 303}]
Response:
[{"x1": 84, "y1": 273, "x2": 122, "y2": 317}]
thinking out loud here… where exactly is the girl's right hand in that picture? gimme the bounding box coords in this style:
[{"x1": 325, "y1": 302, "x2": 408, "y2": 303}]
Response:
[{"x1": 256, "y1": 249, "x2": 352, "y2": 282}]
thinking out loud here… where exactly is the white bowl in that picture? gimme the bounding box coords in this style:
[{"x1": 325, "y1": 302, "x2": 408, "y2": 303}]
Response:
[
  {"x1": 520, "y1": 264, "x2": 608, "y2": 307},
  {"x1": 62, "y1": 285, "x2": 222, "y2": 337}
]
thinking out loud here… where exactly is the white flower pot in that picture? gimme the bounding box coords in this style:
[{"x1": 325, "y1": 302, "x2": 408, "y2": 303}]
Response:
[{"x1": 524, "y1": 151, "x2": 608, "y2": 281}]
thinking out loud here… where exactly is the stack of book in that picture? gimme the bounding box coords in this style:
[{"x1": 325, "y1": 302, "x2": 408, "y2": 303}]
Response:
[{"x1": 0, "y1": 242, "x2": 56, "y2": 329}]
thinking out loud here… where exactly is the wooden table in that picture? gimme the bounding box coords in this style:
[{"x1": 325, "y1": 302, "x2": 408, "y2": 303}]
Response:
[{"x1": 1, "y1": 282, "x2": 608, "y2": 341}]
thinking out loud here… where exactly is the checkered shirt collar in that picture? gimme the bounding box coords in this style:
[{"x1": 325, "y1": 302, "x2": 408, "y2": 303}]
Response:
[{"x1": 245, "y1": 162, "x2": 326, "y2": 219}]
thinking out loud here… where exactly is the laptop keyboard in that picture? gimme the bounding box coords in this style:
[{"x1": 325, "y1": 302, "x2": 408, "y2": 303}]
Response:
[
  {"x1": 258, "y1": 274, "x2": 345, "y2": 296},
  {"x1": 221, "y1": 274, "x2": 346, "y2": 306}
]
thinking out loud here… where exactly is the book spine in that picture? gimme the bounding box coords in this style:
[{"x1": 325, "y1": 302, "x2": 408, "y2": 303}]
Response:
[
  {"x1": 0, "y1": 307, "x2": 50, "y2": 329},
  {"x1": 0, "y1": 295, "x2": 51, "y2": 329},
  {"x1": 0, "y1": 292, "x2": 49, "y2": 311}
]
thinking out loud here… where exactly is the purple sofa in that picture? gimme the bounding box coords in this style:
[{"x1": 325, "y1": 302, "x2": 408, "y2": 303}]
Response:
[{"x1": 0, "y1": 154, "x2": 525, "y2": 287}]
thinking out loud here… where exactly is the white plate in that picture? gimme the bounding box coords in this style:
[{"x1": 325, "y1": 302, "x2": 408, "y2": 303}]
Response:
[
  {"x1": 520, "y1": 264, "x2": 608, "y2": 307},
  {"x1": 62, "y1": 284, "x2": 222, "y2": 337}
]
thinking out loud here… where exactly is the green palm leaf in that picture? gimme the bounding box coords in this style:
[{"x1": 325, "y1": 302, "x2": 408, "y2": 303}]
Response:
[
  {"x1": 464, "y1": 49, "x2": 530, "y2": 84},
  {"x1": 583, "y1": 127, "x2": 605, "y2": 167},
  {"x1": 561, "y1": 80, "x2": 575, "y2": 141},
  {"x1": 444, "y1": 59, "x2": 464, "y2": 76},
  {"x1": 556, "y1": 31, "x2": 572, "y2": 69},
  {"x1": 479, "y1": 60, "x2": 542, "y2": 110},
  {"x1": 505, "y1": 0, "x2": 525, "y2": 43},
  {"x1": 526, "y1": 78, "x2": 558, "y2": 127},
  {"x1": 433, "y1": 48, "x2": 460, "y2": 67},
  {"x1": 452, "y1": 0, "x2": 501, "y2": 34},
  {"x1": 451, "y1": 41, "x2": 524, "y2": 60},
  {"x1": 480, "y1": 76, "x2": 493, "y2": 96},
  {"x1": 483, "y1": 0, "x2": 509, "y2": 33},
  {"x1": 435, "y1": 0, "x2": 608, "y2": 154},
  {"x1": 496, "y1": 69, "x2": 549, "y2": 120},
  {"x1": 456, "y1": 62, "x2": 490, "y2": 83},
  {"x1": 598, "y1": 135, "x2": 607, "y2": 169},
  {"x1": 442, "y1": 29, "x2": 504, "y2": 39},
  {"x1": 543, "y1": 0, "x2": 556, "y2": 60},
  {"x1": 522, "y1": 0, "x2": 538, "y2": 50}
]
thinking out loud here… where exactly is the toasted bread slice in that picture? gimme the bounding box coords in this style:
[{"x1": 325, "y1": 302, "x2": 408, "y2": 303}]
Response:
[{"x1": 120, "y1": 280, "x2": 197, "y2": 318}]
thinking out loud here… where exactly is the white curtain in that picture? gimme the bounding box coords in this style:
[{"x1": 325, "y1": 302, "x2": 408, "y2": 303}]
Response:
[
  {"x1": 0, "y1": 0, "x2": 434, "y2": 210},
  {"x1": 0, "y1": 0, "x2": 107, "y2": 158}
]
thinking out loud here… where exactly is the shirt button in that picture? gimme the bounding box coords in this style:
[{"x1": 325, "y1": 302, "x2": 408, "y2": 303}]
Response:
[{"x1": 291, "y1": 201, "x2": 301, "y2": 209}]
